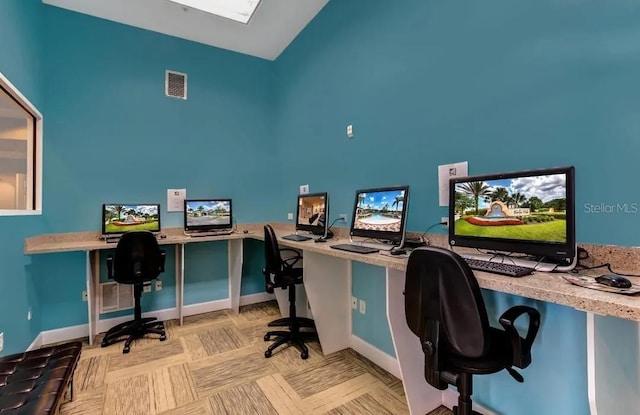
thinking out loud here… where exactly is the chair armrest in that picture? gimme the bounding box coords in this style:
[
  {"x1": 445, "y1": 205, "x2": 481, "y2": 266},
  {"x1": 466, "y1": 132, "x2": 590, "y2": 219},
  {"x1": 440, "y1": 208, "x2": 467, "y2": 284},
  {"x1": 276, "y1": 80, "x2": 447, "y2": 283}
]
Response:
[
  {"x1": 106, "y1": 255, "x2": 114, "y2": 279},
  {"x1": 499, "y1": 305, "x2": 540, "y2": 369},
  {"x1": 280, "y1": 249, "x2": 302, "y2": 268},
  {"x1": 159, "y1": 251, "x2": 166, "y2": 273}
]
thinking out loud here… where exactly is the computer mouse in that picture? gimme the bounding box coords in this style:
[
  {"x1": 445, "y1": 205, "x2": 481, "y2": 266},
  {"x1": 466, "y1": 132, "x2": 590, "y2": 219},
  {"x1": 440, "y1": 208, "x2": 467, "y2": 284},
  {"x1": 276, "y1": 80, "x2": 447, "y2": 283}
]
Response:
[
  {"x1": 243, "y1": 230, "x2": 249, "y2": 234},
  {"x1": 595, "y1": 274, "x2": 632, "y2": 289},
  {"x1": 390, "y1": 249, "x2": 406, "y2": 256},
  {"x1": 315, "y1": 238, "x2": 326, "y2": 243}
]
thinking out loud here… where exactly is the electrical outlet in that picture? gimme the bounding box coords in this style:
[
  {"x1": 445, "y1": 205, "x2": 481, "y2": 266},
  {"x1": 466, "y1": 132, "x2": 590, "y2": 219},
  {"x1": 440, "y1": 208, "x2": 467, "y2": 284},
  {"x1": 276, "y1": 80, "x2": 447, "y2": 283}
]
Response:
[
  {"x1": 27, "y1": 307, "x2": 32, "y2": 321},
  {"x1": 287, "y1": 212, "x2": 294, "y2": 220},
  {"x1": 299, "y1": 184, "x2": 309, "y2": 195},
  {"x1": 441, "y1": 217, "x2": 449, "y2": 228},
  {"x1": 347, "y1": 124, "x2": 354, "y2": 138},
  {"x1": 359, "y1": 299, "x2": 366, "y2": 314},
  {"x1": 155, "y1": 280, "x2": 163, "y2": 291},
  {"x1": 351, "y1": 296, "x2": 357, "y2": 310},
  {"x1": 0, "y1": 333, "x2": 3, "y2": 353},
  {"x1": 339, "y1": 214, "x2": 347, "y2": 222},
  {"x1": 144, "y1": 284, "x2": 151, "y2": 293},
  {"x1": 82, "y1": 290, "x2": 88, "y2": 302}
]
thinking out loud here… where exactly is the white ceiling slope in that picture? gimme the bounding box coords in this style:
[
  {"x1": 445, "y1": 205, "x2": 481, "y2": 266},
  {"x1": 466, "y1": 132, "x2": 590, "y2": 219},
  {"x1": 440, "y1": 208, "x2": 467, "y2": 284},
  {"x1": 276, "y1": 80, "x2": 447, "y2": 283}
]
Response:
[{"x1": 42, "y1": 0, "x2": 329, "y2": 60}]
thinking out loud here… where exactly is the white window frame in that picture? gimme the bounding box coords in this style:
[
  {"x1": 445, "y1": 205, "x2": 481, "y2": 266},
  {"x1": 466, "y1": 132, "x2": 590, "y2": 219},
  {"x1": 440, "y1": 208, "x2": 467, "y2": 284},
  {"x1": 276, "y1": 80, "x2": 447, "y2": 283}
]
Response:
[{"x1": 0, "y1": 72, "x2": 43, "y2": 216}]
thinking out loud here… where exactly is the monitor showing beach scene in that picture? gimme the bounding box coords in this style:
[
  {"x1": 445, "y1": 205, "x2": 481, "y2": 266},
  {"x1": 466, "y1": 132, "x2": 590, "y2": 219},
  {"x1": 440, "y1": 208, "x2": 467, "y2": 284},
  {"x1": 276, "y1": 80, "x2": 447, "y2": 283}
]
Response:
[
  {"x1": 297, "y1": 194, "x2": 326, "y2": 227},
  {"x1": 102, "y1": 204, "x2": 160, "y2": 234},
  {"x1": 185, "y1": 200, "x2": 232, "y2": 228},
  {"x1": 353, "y1": 188, "x2": 406, "y2": 233},
  {"x1": 453, "y1": 172, "x2": 568, "y2": 243}
]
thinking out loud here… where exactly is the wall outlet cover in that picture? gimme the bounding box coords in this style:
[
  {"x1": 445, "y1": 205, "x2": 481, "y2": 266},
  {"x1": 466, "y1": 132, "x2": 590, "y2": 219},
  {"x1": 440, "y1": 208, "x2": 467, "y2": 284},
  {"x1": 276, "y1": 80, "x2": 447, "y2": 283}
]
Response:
[
  {"x1": 155, "y1": 280, "x2": 163, "y2": 291},
  {"x1": 287, "y1": 212, "x2": 294, "y2": 220},
  {"x1": 359, "y1": 299, "x2": 366, "y2": 314},
  {"x1": 351, "y1": 296, "x2": 357, "y2": 309}
]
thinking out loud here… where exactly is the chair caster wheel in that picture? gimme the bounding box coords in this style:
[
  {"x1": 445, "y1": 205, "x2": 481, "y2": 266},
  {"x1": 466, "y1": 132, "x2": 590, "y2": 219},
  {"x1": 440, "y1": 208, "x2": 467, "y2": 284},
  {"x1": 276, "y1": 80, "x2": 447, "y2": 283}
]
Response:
[
  {"x1": 301, "y1": 351, "x2": 309, "y2": 360},
  {"x1": 160, "y1": 335, "x2": 167, "y2": 341},
  {"x1": 264, "y1": 334, "x2": 270, "y2": 341},
  {"x1": 123, "y1": 346, "x2": 130, "y2": 354},
  {"x1": 264, "y1": 350, "x2": 272, "y2": 358}
]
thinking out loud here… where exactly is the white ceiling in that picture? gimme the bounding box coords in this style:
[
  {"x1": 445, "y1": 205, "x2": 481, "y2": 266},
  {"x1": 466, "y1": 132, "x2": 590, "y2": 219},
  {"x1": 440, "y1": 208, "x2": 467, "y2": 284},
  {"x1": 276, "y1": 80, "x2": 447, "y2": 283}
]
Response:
[{"x1": 42, "y1": 0, "x2": 329, "y2": 60}]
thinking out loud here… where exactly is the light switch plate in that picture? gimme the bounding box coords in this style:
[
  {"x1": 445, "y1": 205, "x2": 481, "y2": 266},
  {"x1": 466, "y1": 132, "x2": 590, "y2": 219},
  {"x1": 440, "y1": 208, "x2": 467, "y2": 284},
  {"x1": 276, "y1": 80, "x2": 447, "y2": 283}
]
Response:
[{"x1": 300, "y1": 185, "x2": 309, "y2": 195}]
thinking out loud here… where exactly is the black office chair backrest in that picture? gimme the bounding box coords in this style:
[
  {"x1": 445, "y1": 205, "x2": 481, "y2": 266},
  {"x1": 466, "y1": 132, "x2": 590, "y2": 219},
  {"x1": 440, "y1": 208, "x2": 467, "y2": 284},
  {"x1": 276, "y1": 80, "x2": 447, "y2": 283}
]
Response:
[
  {"x1": 112, "y1": 231, "x2": 164, "y2": 285},
  {"x1": 264, "y1": 224, "x2": 283, "y2": 278},
  {"x1": 405, "y1": 247, "x2": 490, "y2": 358}
]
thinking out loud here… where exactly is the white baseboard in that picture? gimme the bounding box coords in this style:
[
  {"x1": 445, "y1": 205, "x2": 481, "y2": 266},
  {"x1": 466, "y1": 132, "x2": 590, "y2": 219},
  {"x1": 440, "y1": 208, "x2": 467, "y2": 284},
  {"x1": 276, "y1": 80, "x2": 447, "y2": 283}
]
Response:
[
  {"x1": 350, "y1": 335, "x2": 401, "y2": 379},
  {"x1": 27, "y1": 332, "x2": 43, "y2": 351},
  {"x1": 29, "y1": 294, "x2": 277, "y2": 348},
  {"x1": 240, "y1": 292, "x2": 275, "y2": 306},
  {"x1": 442, "y1": 389, "x2": 496, "y2": 415},
  {"x1": 183, "y1": 299, "x2": 230, "y2": 317},
  {"x1": 41, "y1": 324, "x2": 89, "y2": 346}
]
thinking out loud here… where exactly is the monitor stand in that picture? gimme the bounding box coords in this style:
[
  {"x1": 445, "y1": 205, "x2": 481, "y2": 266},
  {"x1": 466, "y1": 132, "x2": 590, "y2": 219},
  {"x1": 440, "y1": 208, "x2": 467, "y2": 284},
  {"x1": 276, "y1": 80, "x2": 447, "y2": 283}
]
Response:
[{"x1": 348, "y1": 236, "x2": 398, "y2": 251}]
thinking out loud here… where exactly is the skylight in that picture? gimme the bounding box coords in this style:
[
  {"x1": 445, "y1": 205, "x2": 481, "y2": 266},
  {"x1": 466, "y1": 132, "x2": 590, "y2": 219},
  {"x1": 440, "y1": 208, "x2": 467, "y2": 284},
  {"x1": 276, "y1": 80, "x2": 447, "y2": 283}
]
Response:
[{"x1": 169, "y1": 0, "x2": 261, "y2": 24}]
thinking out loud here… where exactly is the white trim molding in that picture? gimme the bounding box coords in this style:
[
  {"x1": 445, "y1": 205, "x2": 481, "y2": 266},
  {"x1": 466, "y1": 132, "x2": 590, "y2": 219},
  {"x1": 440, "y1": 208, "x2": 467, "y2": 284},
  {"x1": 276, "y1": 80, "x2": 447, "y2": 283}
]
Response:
[
  {"x1": 0, "y1": 71, "x2": 43, "y2": 214},
  {"x1": 350, "y1": 334, "x2": 401, "y2": 379}
]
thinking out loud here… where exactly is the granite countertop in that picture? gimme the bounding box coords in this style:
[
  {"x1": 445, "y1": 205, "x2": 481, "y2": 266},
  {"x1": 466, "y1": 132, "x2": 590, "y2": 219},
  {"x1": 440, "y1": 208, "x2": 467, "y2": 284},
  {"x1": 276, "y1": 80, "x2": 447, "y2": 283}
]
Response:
[{"x1": 24, "y1": 223, "x2": 640, "y2": 322}]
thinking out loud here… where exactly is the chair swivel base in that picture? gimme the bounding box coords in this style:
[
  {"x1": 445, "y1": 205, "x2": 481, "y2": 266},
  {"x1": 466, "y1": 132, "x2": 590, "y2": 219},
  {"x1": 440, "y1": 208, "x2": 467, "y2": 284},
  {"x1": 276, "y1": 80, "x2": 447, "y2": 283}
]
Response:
[
  {"x1": 267, "y1": 316, "x2": 316, "y2": 329},
  {"x1": 264, "y1": 330, "x2": 318, "y2": 360},
  {"x1": 101, "y1": 317, "x2": 166, "y2": 353}
]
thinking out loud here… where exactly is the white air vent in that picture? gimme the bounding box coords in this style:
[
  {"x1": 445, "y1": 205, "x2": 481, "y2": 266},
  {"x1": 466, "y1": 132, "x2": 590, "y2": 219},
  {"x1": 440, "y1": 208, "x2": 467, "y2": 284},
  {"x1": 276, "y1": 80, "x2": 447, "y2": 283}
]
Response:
[
  {"x1": 166, "y1": 70, "x2": 187, "y2": 99},
  {"x1": 100, "y1": 282, "x2": 134, "y2": 313}
]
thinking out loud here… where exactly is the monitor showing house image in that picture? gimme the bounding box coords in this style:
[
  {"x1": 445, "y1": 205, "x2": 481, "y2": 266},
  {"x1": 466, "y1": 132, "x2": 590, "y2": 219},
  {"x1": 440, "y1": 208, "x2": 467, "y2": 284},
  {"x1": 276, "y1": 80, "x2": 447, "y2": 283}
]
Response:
[
  {"x1": 296, "y1": 193, "x2": 327, "y2": 232},
  {"x1": 102, "y1": 204, "x2": 161, "y2": 235},
  {"x1": 453, "y1": 172, "x2": 568, "y2": 243},
  {"x1": 184, "y1": 199, "x2": 232, "y2": 231}
]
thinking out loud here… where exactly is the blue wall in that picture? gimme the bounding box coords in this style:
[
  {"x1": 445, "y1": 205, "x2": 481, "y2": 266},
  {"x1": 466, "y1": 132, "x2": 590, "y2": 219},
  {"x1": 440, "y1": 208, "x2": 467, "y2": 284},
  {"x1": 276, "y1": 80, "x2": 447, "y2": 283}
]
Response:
[
  {"x1": 271, "y1": 0, "x2": 640, "y2": 412},
  {"x1": 0, "y1": 0, "x2": 46, "y2": 354},
  {"x1": 31, "y1": 5, "x2": 279, "y2": 331}
]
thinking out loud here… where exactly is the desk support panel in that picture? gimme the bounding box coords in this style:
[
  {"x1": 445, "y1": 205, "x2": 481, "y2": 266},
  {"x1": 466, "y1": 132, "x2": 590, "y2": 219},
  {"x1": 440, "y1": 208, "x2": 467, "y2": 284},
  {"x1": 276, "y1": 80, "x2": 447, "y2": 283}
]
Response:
[
  {"x1": 303, "y1": 251, "x2": 351, "y2": 355},
  {"x1": 229, "y1": 239, "x2": 243, "y2": 313},
  {"x1": 176, "y1": 244, "x2": 184, "y2": 325},
  {"x1": 386, "y1": 268, "x2": 442, "y2": 415},
  {"x1": 87, "y1": 251, "x2": 100, "y2": 345}
]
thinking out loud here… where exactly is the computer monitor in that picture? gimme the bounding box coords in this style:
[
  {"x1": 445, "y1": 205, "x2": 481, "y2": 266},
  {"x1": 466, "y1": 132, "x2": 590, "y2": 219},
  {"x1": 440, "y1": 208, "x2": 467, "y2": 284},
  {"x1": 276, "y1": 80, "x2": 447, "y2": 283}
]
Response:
[
  {"x1": 296, "y1": 192, "x2": 329, "y2": 237},
  {"x1": 350, "y1": 185, "x2": 410, "y2": 245},
  {"x1": 102, "y1": 204, "x2": 161, "y2": 236},
  {"x1": 449, "y1": 166, "x2": 576, "y2": 262},
  {"x1": 184, "y1": 199, "x2": 232, "y2": 232}
]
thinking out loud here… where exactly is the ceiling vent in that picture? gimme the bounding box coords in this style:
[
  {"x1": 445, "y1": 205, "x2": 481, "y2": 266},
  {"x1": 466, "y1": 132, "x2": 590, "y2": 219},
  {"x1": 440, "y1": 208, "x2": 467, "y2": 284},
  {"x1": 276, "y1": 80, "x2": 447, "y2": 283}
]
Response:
[{"x1": 166, "y1": 70, "x2": 187, "y2": 100}]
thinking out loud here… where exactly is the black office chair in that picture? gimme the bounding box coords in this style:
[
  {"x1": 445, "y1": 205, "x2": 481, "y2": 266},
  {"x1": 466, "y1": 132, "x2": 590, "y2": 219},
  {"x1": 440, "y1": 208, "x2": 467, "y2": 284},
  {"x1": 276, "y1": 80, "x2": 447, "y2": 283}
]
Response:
[
  {"x1": 404, "y1": 247, "x2": 540, "y2": 415},
  {"x1": 101, "y1": 231, "x2": 167, "y2": 353},
  {"x1": 263, "y1": 224, "x2": 318, "y2": 359}
]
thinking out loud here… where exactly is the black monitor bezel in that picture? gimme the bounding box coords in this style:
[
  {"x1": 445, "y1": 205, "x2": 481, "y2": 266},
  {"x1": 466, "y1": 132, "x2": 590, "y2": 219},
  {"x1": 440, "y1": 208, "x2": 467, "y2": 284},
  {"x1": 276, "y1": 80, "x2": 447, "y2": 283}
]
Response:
[
  {"x1": 349, "y1": 185, "x2": 410, "y2": 244},
  {"x1": 183, "y1": 198, "x2": 233, "y2": 232},
  {"x1": 101, "y1": 203, "x2": 161, "y2": 236},
  {"x1": 448, "y1": 166, "x2": 576, "y2": 260},
  {"x1": 295, "y1": 192, "x2": 329, "y2": 236}
]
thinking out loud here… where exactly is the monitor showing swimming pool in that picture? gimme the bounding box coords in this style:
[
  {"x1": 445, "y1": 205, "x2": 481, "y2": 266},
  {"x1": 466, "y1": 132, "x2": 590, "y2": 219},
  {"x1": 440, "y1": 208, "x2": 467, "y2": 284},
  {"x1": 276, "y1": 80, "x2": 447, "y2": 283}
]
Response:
[
  {"x1": 449, "y1": 166, "x2": 575, "y2": 260},
  {"x1": 350, "y1": 185, "x2": 409, "y2": 244},
  {"x1": 102, "y1": 204, "x2": 161, "y2": 235}
]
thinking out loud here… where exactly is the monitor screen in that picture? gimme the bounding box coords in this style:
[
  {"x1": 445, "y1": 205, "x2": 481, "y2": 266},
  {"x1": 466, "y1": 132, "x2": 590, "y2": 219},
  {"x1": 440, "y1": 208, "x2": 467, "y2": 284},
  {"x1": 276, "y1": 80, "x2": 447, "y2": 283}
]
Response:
[
  {"x1": 102, "y1": 204, "x2": 161, "y2": 235},
  {"x1": 449, "y1": 166, "x2": 575, "y2": 259},
  {"x1": 296, "y1": 192, "x2": 328, "y2": 235},
  {"x1": 184, "y1": 199, "x2": 232, "y2": 231},
  {"x1": 350, "y1": 186, "x2": 409, "y2": 243}
]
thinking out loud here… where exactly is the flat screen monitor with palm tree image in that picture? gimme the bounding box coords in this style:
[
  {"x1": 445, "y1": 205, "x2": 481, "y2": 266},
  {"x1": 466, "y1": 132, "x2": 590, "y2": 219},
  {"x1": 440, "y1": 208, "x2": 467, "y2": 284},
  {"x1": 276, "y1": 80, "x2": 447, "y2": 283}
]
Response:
[
  {"x1": 102, "y1": 204, "x2": 161, "y2": 237},
  {"x1": 449, "y1": 166, "x2": 576, "y2": 267},
  {"x1": 349, "y1": 185, "x2": 409, "y2": 247}
]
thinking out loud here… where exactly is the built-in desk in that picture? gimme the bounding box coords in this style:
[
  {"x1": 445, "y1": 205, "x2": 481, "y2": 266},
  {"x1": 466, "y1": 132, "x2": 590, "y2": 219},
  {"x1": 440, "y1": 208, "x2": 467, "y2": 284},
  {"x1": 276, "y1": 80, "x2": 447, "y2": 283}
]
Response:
[{"x1": 25, "y1": 224, "x2": 640, "y2": 414}]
